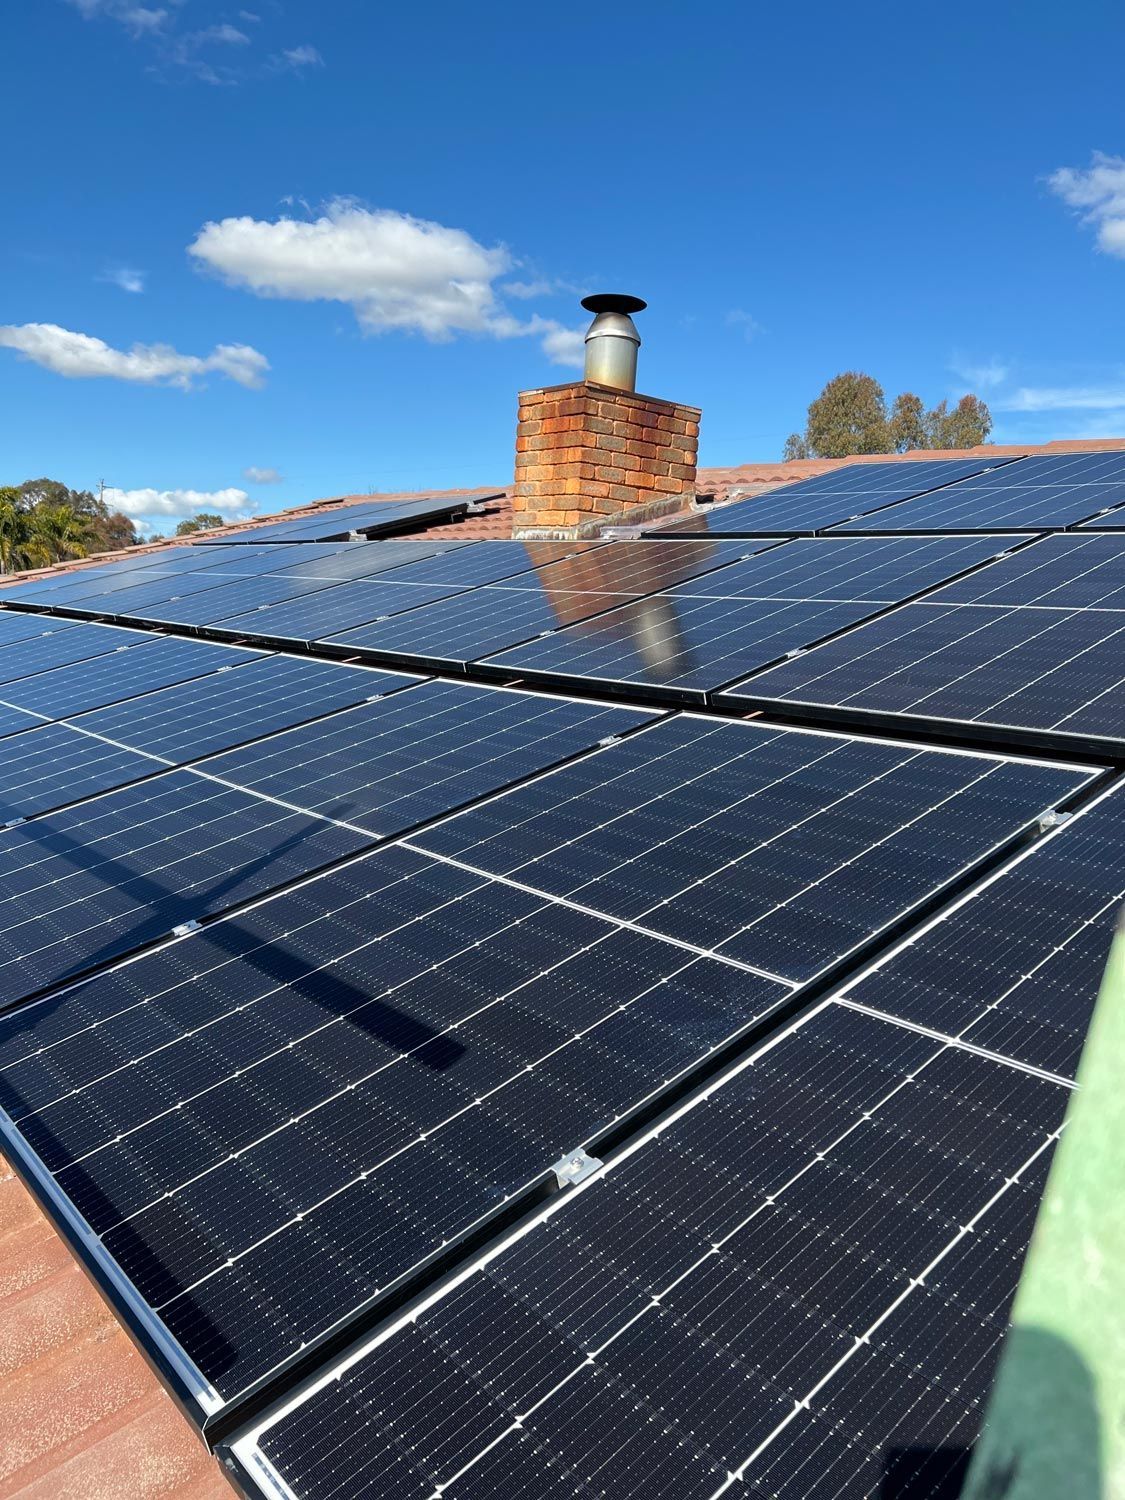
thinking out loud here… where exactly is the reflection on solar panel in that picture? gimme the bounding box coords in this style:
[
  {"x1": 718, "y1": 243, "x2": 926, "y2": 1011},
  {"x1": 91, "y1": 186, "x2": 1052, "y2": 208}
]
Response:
[
  {"x1": 205, "y1": 680, "x2": 656, "y2": 834},
  {"x1": 211, "y1": 495, "x2": 495, "y2": 544},
  {"x1": 325, "y1": 540, "x2": 777, "y2": 669},
  {"x1": 240, "y1": 1003, "x2": 1068, "y2": 1500},
  {"x1": 74, "y1": 655, "x2": 417, "y2": 762},
  {"x1": 0, "y1": 621, "x2": 150, "y2": 687},
  {"x1": 414, "y1": 716, "x2": 1090, "y2": 977},
  {"x1": 0, "y1": 637, "x2": 266, "y2": 720},
  {"x1": 728, "y1": 601, "x2": 1125, "y2": 752},
  {"x1": 833, "y1": 451, "x2": 1125, "y2": 533},
  {"x1": 0, "y1": 770, "x2": 372, "y2": 1009},
  {"x1": 484, "y1": 535, "x2": 1023, "y2": 702},
  {"x1": 836, "y1": 781, "x2": 1125, "y2": 1078},
  {"x1": 212, "y1": 579, "x2": 468, "y2": 643},
  {"x1": 653, "y1": 456, "x2": 1012, "y2": 536}
]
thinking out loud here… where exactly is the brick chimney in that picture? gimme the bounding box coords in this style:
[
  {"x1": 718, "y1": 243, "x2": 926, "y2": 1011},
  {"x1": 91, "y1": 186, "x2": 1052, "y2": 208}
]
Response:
[{"x1": 512, "y1": 295, "x2": 700, "y2": 538}]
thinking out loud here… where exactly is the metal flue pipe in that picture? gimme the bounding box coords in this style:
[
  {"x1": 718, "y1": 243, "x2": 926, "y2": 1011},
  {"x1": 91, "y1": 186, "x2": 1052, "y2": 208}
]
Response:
[{"x1": 582, "y1": 293, "x2": 646, "y2": 392}]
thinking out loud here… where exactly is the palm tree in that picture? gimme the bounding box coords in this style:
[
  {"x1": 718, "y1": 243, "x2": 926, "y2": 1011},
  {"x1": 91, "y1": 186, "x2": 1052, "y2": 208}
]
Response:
[
  {"x1": 25, "y1": 504, "x2": 92, "y2": 567},
  {"x1": 0, "y1": 488, "x2": 31, "y2": 574}
]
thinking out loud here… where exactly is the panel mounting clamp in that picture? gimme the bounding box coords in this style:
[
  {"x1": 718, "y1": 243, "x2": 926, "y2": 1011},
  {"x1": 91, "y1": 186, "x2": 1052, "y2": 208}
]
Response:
[
  {"x1": 172, "y1": 919, "x2": 203, "y2": 938},
  {"x1": 551, "y1": 1148, "x2": 603, "y2": 1188},
  {"x1": 1037, "y1": 810, "x2": 1073, "y2": 833}
]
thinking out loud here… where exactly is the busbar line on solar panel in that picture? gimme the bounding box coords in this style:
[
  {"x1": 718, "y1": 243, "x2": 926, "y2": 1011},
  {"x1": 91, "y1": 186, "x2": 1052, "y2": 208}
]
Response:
[
  {"x1": 478, "y1": 535, "x2": 1034, "y2": 704},
  {"x1": 410, "y1": 716, "x2": 1095, "y2": 980},
  {"x1": 722, "y1": 598, "x2": 1125, "y2": 757},
  {"x1": 230, "y1": 1001, "x2": 1069, "y2": 1500},
  {"x1": 647, "y1": 456, "x2": 1018, "y2": 538}
]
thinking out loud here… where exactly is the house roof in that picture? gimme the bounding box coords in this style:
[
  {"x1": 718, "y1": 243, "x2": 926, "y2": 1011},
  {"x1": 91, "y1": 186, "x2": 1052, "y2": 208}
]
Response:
[{"x1": 1, "y1": 436, "x2": 1124, "y2": 1496}]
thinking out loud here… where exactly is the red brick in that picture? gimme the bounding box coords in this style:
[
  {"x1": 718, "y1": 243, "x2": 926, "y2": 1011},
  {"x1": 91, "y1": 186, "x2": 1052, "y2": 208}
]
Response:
[
  {"x1": 653, "y1": 474, "x2": 683, "y2": 493},
  {"x1": 594, "y1": 465, "x2": 627, "y2": 485}
]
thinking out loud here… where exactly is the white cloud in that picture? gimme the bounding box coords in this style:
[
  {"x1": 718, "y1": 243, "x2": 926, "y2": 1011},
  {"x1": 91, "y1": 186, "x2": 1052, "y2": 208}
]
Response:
[
  {"x1": 105, "y1": 486, "x2": 251, "y2": 535},
  {"x1": 538, "y1": 324, "x2": 585, "y2": 367},
  {"x1": 66, "y1": 1, "x2": 169, "y2": 35},
  {"x1": 191, "y1": 23, "x2": 251, "y2": 46},
  {"x1": 101, "y1": 266, "x2": 146, "y2": 294},
  {"x1": 274, "y1": 44, "x2": 323, "y2": 70},
  {"x1": 1047, "y1": 151, "x2": 1125, "y2": 258},
  {"x1": 725, "y1": 308, "x2": 762, "y2": 342},
  {"x1": 0, "y1": 323, "x2": 268, "y2": 389},
  {"x1": 189, "y1": 199, "x2": 578, "y2": 364},
  {"x1": 949, "y1": 355, "x2": 1010, "y2": 390},
  {"x1": 999, "y1": 384, "x2": 1125, "y2": 412},
  {"x1": 243, "y1": 465, "x2": 283, "y2": 483}
]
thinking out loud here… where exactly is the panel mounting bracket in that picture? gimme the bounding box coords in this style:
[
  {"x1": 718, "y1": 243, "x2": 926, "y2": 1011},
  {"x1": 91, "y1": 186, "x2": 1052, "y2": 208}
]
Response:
[
  {"x1": 172, "y1": 919, "x2": 203, "y2": 938},
  {"x1": 551, "y1": 1148, "x2": 603, "y2": 1189},
  {"x1": 1037, "y1": 810, "x2": 1073, "y2": 833}
]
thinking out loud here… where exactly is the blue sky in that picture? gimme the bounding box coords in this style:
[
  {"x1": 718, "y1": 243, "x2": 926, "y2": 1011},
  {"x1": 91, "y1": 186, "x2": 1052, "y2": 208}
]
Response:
[{"x1": 4, "y1": 0, "x2": 1125, "y2": 532}]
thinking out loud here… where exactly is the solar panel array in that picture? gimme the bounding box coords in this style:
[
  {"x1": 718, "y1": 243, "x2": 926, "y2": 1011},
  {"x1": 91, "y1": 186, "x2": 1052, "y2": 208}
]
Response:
[
  {"x1": 0, "y1": 463, "x2": 1121, "y2": 1500},
  {"x1": 199, "y1": 494, "x2": 496, "y2": 544}
]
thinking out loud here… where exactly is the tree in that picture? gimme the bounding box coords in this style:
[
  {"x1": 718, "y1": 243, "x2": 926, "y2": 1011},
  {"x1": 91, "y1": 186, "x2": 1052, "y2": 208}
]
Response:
[
  {"x1": 804, "y1": 372, "x2": 890, "y2": 459},
  {"x1": 0, "y1": 488, "x2": 30, "y2": 574},
  {"x1": 18, "y1": 476, "x2": 139, "y2": 554},
  {"x1": 927, "y1": 393, "x2": 993, "y2": 450},
  {"x1": 889, "y1": 392, "x2": 927, "y2": 453},
  {"x1": 25, "y1": 505, "x2": 92, "y2": 566},
  {"x1": 784, "y1": 374, "x2": 994, "y2": 459},
  {"x1": 176, "y1": 513, "x2": 224, "y2": 536}
]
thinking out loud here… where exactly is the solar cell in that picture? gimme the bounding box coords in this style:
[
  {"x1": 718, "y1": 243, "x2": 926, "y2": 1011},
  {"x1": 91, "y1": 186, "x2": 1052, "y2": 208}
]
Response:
[
  {"x1": 0, "y1": 637, "x2": 266, "y2": 721},
  {"x1": 652, "y1": 456, "x2": 1012, "y2": 536},
  {"x1": 211, "y1": 578, "x2": 467, "y2": 644},
  {"x1": 204, "y1": 680, "x2": 657, "y2": 835},
  {"x1": 482, "y1": 534, "x2": 1022, "y2": 702},
  {"x1": 0, "y1": 622, "x2": 151, "y2": 687},
  {"x1": 0, "y1": 705, "x2": 40, "y2": 741},
  {"x1": 73, "y1": 655, "x2": 419, "y2": 762},
  {"x1": 238, "y1": 1004, "x2": 1069, "y2": 1500},
  {"x1": 413, "y1": 716, "x2": 1091, "y2": 979},
  {"x1": 0, "y1": 770, "x2": 372, "y2": 1009},
  {"x1": 726, "y1": 599, "x2": 1125, "y2": 753},
  {"x1": 835, "y1": 780, "x2": 1125, "y2": 1078},
  {"x1": 832, "y1": 452, "x2": 1125, "y2": 533}
]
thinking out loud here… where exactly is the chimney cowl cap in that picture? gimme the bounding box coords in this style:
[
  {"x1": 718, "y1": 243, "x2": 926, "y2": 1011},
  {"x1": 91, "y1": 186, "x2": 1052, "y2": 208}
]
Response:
[{"x1": 581, "y1": 293, "x2": 647, "y2": 315}]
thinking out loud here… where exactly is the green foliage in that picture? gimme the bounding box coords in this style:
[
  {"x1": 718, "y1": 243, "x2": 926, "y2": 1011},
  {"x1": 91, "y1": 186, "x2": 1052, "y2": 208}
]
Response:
[
  {"x1": 0, "y1": 477, "x2": 139, "y2": 574},
  {"x1": 175, "y1": 512, "x2": 224, "y2": 536},
  {"x1": 786, "y1": 376, "x2": 994, "y2": 460},
  {"x1": 804, "y1": 372, "x2": 891, "y2": 459}
]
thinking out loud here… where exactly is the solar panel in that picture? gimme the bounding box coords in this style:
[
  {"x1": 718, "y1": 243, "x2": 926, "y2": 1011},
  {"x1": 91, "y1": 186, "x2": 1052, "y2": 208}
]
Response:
[
  {"x1": 0, "y1": 723, "x2": 160, "y2": 822},
  {"x1": 927, "y1": 530, "x2": 1125, "y2": 608},
  {"x1": 726, "y1": 600, "x2": 1125, "y2": 754},
  {"x1": 323, "y1": 540, "x2": 777, "y2": 671},
  {"x1": 73, "y1": 656, "x2": 419, "y2": 762},
  {"x1": 57, "y1": 570, "x2": 266, "y2": 618},
  {"x1": 117, "y1": 574, "x2": 344, "y2": 628},
  {"x1": 0, "y1": 770, "x2": 373, "y2": 1009},
  {"x1": 0, "y1": 718, "x2": 1083, "y2": 1428},
  {"x1": 832, "y1": 451, "x2": 1125, "y2": 533},
  {"x1": 203, "y1": 681, "x2": 657, "y2": 835},
  {"x1": 236, "y1": 1002, "x2": 1069, "y2": 1500},
  {"x1": 483, "y1": 535, "x2": 1023, "y2": 703},
  {"x1": 270, "y1": 539, "x2": 476, "y2": 581},
  {"x1": 0, "y1": 611, "x2": 80, "y2": 646},
  {"x1": 211, "y1": 578, "x2": 468, "y2": 644},
  {"x1": 213, "y1": 495, "x2": 491, "y2": 544},
  {"x1": 652, "y1": 457, "x2": 1013, "y2": 536},
  {"x1": 835, "y1": 780, "x2": 1125, "y2": 1078},
  {"x1": 372, "y1": 538, "x2": 602, "y2": 589},
  {"x1": 0, "y1": 705, "x2": 41, "y2": 742},
  {"x1": 413, "y1": 716, "x2": 1091, "y2": 978},
  {"x1": 0, "y1": 637, "x2": 267, "y2": 721},
  {"x1": 0, "y1": 622, "x2": 151, "y2": 687}
]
